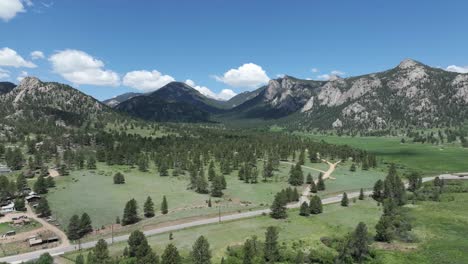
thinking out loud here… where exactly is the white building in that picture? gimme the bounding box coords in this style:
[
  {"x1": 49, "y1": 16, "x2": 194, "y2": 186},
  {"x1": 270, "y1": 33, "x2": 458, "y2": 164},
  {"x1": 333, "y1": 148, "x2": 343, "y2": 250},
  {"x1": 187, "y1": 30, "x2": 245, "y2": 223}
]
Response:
[{"x1": 0, "y1": 202, "x2": 15, "y2": 214}]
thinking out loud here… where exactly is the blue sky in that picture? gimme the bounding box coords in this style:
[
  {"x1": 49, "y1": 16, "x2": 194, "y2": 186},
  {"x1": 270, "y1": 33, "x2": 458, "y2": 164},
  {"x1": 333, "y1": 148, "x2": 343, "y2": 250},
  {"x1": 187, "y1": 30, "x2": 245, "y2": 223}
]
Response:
[{"x1": 1, "y1": 0, "x2": 468, "y2": 100}]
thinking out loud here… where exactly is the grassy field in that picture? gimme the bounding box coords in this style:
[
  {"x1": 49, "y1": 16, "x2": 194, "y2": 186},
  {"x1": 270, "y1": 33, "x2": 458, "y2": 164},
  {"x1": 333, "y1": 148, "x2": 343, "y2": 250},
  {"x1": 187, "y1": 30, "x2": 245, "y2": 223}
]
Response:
[
  {"x1": 46, "y1": 161, "x2": 303, "y2": 229},
  {"x1": 377, "y1": 181, "x2": 468, "y2": 264},
  {"x1": 300, "y1": 134, "x2": 468, "y2": 175},
  {"x1": 0, "y1": 220, "x2": 42, "y2": 235},
  {"x1": 64, "y1": 199, "x2": 382, "y2": 262}
]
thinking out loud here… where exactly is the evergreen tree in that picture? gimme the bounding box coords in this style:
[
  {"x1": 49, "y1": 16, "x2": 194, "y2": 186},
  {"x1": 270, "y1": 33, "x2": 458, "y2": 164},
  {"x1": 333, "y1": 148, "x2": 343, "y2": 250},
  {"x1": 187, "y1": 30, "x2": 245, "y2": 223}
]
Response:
[
  {"x1": 161, "y1": 244, "x2": 181, "y2": 264},
  {"x1": 288, "y1": 163, "x2": 304, "y2": 186},
  {"x1": 350, "y1": 222, "x2": 369, "y2": 262},
  {"x1": 113, "y1": 172, "x2": 125, "y2": 184},
  {"x1": 433, "y1": 176, "x2": 442, "y2": 187},
  {"x1": 67, "y1": 214, "x2": 81, "y2": 240},
  {"x1": 16, "y1": 173, "x2": 27, "y2": 193},
  {"x1": 220, "y1": 175, "x2": 227, "y2": 189},
  {"x1": 270, "y1": 192, "x2": 287, "y2": 219},
  {"x1": 34, "y1": 175, "x2": 48, "y2": 194},
  {"x1": 210, "y1": 176, "x2": 224, "y2": 197},
  {"x1": 93, "y1": 239, "x2": 110, "y2": 264},
  {"x1": 208, "y1": 161, "x2": 216, "y2": 182},
  {"x1": 196, "y1": 169, "x2": 209, "y2": 194},
  {"x1": 144, "y1": 196, "x2": 155, "y2": 218},
  {"x1": 122, "y1": 198, "x2": 139, "y2": 225},
  {"x1": 306, "y1": 173, "x2": 313, "y2": 184},
  {"x1": 243, "y1": 237, "x2": 259, "y2": 264},
  {"x1": 309, "y1": 196, "x2": 323, "y2": 214},
  {"x1": 299, "y1": 201, "x2": 310, "y2": 216},
  {"x1": 87, "y1": 156, "x2": 97, "y2": 170},
  {"x1": 341, "y1": 192, "x2": 349, "y2": 207},
  {"x1": 372, "y1": 179, "x2": 384, "y2": 202},
  {"x1": 36, "y1": 253, "x2": 53, "y2": 264},
  {"x1": 191, "y1": 236, "x2": 212, "y2": 264},
  {"x1": 358, "y1": 188, "x2": 365, "y2": 200},
  {"x1": 161, "y1": 195, "x2": 169, "y2": 214},
  {"x1": 36, "y1": 197, "x2": 51, "y2": 217},
  {"x1": 310, "y1": 180, "x2": 318, "y2": 193},
  {"x1": 46, "y1": 177, "x2": 55, "y2": 188},
  {"x1": 79, "y1": 213, "x2": 93, "y2": 237},
  {"x1": 374, "y1": 215, "x2": 394, "y2": 242},
  {"x1": 264, "y1": 226, "x2": 279, "y2": 263},
  {"x1": 128, "y1": 230, "x2": 153, "y2": 260},
  {"x1": 350, "y1": 163, "x2": 357, "y2": 172},
  {"x1": 14, "y1": 197, "x2": 26, "y2": 211},
  {"x1": 317, "y1": 173, "x2": 325, "y2": 191}
]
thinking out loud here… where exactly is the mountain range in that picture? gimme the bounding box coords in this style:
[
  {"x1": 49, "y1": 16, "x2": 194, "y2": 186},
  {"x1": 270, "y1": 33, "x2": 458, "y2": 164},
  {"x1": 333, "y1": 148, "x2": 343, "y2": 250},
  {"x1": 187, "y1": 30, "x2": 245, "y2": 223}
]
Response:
[{"x1": 1, "y1": 59, "x2": 468, "y2": 132}]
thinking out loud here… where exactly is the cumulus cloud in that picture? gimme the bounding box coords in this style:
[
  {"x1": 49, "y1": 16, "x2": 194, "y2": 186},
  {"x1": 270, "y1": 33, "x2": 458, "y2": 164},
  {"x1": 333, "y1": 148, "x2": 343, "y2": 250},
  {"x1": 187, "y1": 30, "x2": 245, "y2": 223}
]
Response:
[
  {"x1": 0, "y1": 47, "x2": 36, "y2": 68},
  {"x1": 185, "y1": 79, "x2": 236, "y2": 101},
  {"x1": 30, "y1": 50, "x2": 45, "y2": 60},
  {"x1": 317, "y1": 70, "x2": 345, "y2": 81},
  {"x1": 49, "y1": 49, "x2": 120, "y2": 86},
  {"x1": 123, "y1": 70, "x2": 175, "y2": 91},
  {"x1": 16, "y1": 70, "x2": 28, "y2": 82},
  {"x1": 311, "y1": 68, "x2": 319, "y2": 73},
  {"x1": 0, "y1": 0, "x2": 25, "y2": 21},
  {"x1": 215, "y1": 63, "x2": 269, "y2": 88},
  {"x1": 446, "y1": 65, "x2": 468, "y2": 74},
  {"x1": 0, "y1": 68, "x2": 10, "y2": 79}
]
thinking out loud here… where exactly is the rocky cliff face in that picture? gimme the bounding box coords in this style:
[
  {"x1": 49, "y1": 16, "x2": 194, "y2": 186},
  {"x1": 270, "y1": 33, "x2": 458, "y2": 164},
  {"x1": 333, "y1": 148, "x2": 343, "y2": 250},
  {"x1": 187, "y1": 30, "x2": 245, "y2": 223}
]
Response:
[{"x1": 231, "y1": 59, "x2": 468, "y2": 130}]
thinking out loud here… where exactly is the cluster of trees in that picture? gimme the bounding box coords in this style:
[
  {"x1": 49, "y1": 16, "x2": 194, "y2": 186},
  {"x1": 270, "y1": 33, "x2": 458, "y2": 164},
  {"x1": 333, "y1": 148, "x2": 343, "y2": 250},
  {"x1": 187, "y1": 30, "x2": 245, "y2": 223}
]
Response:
[
  {"x1": 299, "y1": 196, "x2": 323, "y2": 216},
  {"x1": 76, "y1": 231, "x2": 211, "y2": 264},
  {"x1": 33, "y1": 174, "x2": 55, "y2": 194},
  {"x1": 372, "y1": 164, "x2": 413, "y2": 243},
  {"x1": 270, "y1": 187, "x2": 300, "y2": 219},
  {"x1": 288, "y1": 162, "x2": 304, "y2": 186},
  {"x1": 122, "y1": 196, "x2": 169, "y2": 226},
  {"x1": 67, "y1": 213, "x2": 93, "y2": 240}
]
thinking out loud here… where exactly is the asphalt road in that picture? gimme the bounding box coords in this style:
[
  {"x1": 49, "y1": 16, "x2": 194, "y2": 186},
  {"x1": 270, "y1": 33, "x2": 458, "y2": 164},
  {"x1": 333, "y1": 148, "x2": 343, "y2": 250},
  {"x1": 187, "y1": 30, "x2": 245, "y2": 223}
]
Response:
[{"x1": 1, "y1": 174, "x2": 466, "y2": 263}]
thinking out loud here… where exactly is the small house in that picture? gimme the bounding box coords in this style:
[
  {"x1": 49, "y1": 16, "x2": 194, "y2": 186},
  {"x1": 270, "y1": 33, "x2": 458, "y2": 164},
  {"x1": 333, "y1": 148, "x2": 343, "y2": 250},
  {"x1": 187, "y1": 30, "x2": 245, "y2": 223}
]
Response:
[
  {"x1": 28, "y1": 238, "x2": 43, "y2": 247},
  {"x1": 25, "y1": 195, "x2": 41, "y2": 204},
  {"x1": 0, "y1": 202, "x2": 15, "y2": 214}
]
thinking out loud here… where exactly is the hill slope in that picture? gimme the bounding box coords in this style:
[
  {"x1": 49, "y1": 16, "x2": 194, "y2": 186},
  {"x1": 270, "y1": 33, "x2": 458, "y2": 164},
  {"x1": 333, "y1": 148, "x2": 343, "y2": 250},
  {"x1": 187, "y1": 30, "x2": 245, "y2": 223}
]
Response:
[
  {"x1": 226, "y1": 59, "x2": 468, "y2": 130},
  {"x1": 0, "y1": 82, "x2": 15, "y2": 95},
  {"x1": 115, "y1": 82, "x2": 223, "y2": 122},
  {"x1": 103, "y1": 92, "x2": 142, "y2": 107}
]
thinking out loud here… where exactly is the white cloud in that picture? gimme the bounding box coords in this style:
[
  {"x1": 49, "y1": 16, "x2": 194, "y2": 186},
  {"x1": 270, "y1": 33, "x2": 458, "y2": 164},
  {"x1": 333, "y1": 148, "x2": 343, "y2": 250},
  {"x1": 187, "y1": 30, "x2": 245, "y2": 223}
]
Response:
[
  {"x1": 0, "y1": 47, "x2": 36, "y2": 68},
  {"x1": 49, "y1": 49, "x2": 120, "y2": 86},
  {"x1": 123, "y1": 70, "x2": 174, "y2": 91},
  {"x1": 23, "y1": 0, "x2": 33, "y2": 7},
  {"x1": 16, "y1": 70, "x2": 28, "y2": 82},
  {"x1": 446, "y1": 65, "x2": 468, "y2": 74},
  {"x1": 215, "y1": 63, "x2": 269, "y2": 88},
  {"x1": 317, "y1": 70, "x2": 345, "y2": 81},
  {"x1": 0, "y1": 68, "x2": 10, "y2": 79},
  {"x1": 30, "y1": 50, "x2": 44, "y2": 60},
  {"x1": 311, "y1": 68, "x2": 319, "y2": 73},
  {"x1": 185, "y1": 79, "x2": 237, "y2": 101},
  {"x1": 0, "y1": 0, "x2": 25, "y2": 21}
]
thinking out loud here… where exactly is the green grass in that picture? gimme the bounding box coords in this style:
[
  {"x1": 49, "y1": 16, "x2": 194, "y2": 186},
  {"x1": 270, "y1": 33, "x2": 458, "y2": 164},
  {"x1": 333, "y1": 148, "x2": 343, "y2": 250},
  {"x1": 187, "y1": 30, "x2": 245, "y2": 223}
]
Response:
[
  {"x1": 65, "y1": 199, "x2": 382, "y2": 262},
  {"x1": 377, "y1": 182, "x2": 468, "y2": 263},
  {"x1": 105, "y1": 123, "x2": 175, "y2": 138},
  {"x1": 46, "y1": 161, "x2": 304, "y2": 229},
  {"x1": 300, "y1": 134, "x2": 468, "y2": 175},
  {"x1": 318, "y1": 163, "x2": 386, "y2": 197},
  {"x1": 0, "y1": 220, "x2": 42, "y2": 235}
]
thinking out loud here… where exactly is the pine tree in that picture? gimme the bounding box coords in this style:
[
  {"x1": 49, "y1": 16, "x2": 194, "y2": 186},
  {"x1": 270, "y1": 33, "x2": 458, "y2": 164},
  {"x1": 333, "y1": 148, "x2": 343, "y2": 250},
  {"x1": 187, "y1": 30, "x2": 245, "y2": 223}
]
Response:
[
  {"x1": 309, "y1": 196, "x2": 323, "y2": 214},
  {"x1": 317, "y1": 173, "x2": 325, "y2": 191},
  {"x1": 270, "y1": 192, "x2": 287, "y2": 219},
  {"x1": 372, "y1": 179, "x2": 383, "y2": 202},
  {"x1": 36, "y1": 197, "x2": 51, "y2": 217},
  {"x1": 113, "y1": 172, "x2": 125, "y2": 184},
  {"x1": 196, "y1": 169, "x2": 209, "y2": 194},
  {"x1": 208, "y1": 198, "x2": 212, "y2": 207},
  {"x1": 128, "y1": 230, "x2": 153, "y2": 260},
  {"x1": 264, "y1": 226, "x2": 279, "y2": 263},
  {"x1": 374, "y1": 215, "x2": 394, "y2": 242},
  {"x1": 67, "y1": 214, "x2": 81, "y2": 240},
  {"x1": 299, "y1": 201, "x2": 310, "y2": 216},
  {"x1": 161, "y1": 195, "x2": 169, "y2": 214},
  {"x1": 93, "y1": 239, "x2": 110, "y2": 264},
  {"x1": 210, "y1": 176, "x2": 224, "y2": 197},
  {"x1": 310, "y1": 180, "x2": 318, "y2": 193},
  {"x1": 14, "y1": 197, "x2": 26, "y2": 211},
  {"x1": 122, "y1": 198, "x2": 139, "y2": 225},
  {"x1": 350, "y1": 163, "x2": 357, "y2": 172},
  {"x1": 288, "y1": 163, "x2": 304, "y2": 186},
  {"x1": 341, "y1": 192, "x2": 349, "y2": 207},
  {"x1": 144, "y1": 196, "x2": 155, "y2": 218},
  {"x1": 161, "y1": 244, "x2": 181, "y2": 264},
  {"x1": 359, "y1": 188, "x2": 365, "y2": 200},
  {"x1": 79, "y1": 213, "x2": 93, "y2": 237},
  {"x1": 306, "y1": 173, "x2": 313, "y2": 184},
  {"x1": 87, "y1": 156, "x2": 97, "y2": 170},
  {"x1": 208, "y1": 161, "x2": 216, "y2": 182},
  {"x1": 220, "y1": 175, "x2": 227, "y2": 190},
  {"x1": 350, "y1": 222, "x2": 369, "y2": 262},
  {"x1": 16, "y1": 173, "x2": 27, "y2": 193},
  {"x1": 34, "y1": 175, "x2": 48, "y2": 194},
  {"x1": 191, "y1": 236, "x2": 212, "y2": 264}
]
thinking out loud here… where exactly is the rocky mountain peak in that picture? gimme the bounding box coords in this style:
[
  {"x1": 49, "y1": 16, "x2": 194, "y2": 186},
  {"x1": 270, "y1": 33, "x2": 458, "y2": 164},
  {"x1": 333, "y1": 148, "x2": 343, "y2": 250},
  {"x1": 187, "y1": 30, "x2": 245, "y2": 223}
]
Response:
[
  {"x1": 398, "y1": 58, "x2": 422, "y2": 70},
  {"x1": 17, "y1": 76, "x2": 42, "y2": 89}
]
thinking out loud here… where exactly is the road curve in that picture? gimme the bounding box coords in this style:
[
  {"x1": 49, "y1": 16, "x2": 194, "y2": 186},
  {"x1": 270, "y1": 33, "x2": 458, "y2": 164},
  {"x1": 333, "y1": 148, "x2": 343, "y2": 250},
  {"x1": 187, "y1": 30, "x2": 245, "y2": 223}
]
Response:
[{"x1": 1, "y1": 174, "x2": 466, "y2": 264}]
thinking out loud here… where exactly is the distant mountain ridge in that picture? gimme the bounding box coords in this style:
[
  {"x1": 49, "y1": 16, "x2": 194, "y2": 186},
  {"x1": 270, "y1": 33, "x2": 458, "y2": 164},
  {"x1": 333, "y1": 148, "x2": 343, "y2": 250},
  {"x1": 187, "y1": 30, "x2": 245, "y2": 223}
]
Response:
[
  {"x1": 103, "y1": 92, "x2": 142, "y2": 107},
  {"x1": 0, "y1": 82, "x2": 16, "y2": 95}
]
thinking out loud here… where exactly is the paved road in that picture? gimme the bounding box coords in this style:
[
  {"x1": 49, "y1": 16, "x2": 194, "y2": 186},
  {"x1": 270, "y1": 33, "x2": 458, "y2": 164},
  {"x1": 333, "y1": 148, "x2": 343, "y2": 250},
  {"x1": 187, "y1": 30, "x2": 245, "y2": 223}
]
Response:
[{"x1": 1, "y1": 174, "x2": 466, "y2": 263}]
